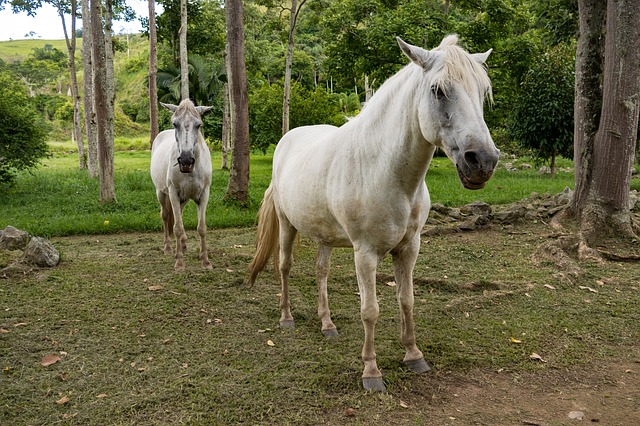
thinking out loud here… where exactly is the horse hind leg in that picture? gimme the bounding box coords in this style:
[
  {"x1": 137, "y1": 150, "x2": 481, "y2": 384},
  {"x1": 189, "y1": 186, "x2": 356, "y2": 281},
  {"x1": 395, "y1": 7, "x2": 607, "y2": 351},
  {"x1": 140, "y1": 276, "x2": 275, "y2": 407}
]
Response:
[
  {"x1": 392, "y1": 237, "x2": 430, "y2": 374},
  {"x1": 317, "y1": 244, "x2": 338, "y2": 336},
  {"x1": 159, "y1": 192, "x2": 174, "y2": 254},
  {"x1": 278, "y1": 219, "x2": 297, "y2": 329},
  {"x1": 196, "y1": 193, "x2": 212, "y2": 270}
]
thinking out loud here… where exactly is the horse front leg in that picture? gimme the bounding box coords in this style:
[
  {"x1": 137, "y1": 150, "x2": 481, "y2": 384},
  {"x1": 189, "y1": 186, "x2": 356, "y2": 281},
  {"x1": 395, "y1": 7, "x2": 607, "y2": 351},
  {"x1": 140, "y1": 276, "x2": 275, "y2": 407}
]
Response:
[
  {"x1": 169, "y1": 192, "x2": 187, "y2": 271},
  {"x1": 392, "y1": 236, "x2": 430, "y2": 374},
  {"x1": 355, "y1": 248, "x2": 385, "y2": 392},
  {"x1": 317, "y1": 244, "x2": 337, "y2": 336},
  {"x1": 196, "y1": 191, "x2": 212, "y2": 270},
  {"x1": 157, "y1": 191, "x2": 174, "y2": 254},
  {"x1": 278, "y1": 220, "x2": 297, "y2": 328}
]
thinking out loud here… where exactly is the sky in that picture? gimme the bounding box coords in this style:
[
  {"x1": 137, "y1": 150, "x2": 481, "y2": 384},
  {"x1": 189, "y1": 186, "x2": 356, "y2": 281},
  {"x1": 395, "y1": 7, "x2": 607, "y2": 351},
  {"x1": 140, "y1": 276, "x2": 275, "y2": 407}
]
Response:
[{"x1": 0, "y1": 1, "x2": 151, "y2": 41}]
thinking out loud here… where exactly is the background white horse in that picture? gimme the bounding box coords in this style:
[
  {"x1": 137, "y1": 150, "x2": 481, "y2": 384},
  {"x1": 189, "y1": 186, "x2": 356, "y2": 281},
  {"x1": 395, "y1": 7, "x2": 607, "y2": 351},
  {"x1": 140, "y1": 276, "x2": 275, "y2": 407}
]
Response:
[
  {"x1": 150, "y1": 99, "x2": 213, "y2": 271},
  {"x1": 248, "y1": 35, "x2": 499, "y2": 392}
]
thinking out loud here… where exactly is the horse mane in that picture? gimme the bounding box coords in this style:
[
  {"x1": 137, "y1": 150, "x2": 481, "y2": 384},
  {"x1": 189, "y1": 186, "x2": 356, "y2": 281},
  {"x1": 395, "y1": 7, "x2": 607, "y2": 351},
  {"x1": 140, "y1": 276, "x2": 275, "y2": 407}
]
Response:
[{"x1": 431, "y1": 35, "x2": 493, "y2": 103}]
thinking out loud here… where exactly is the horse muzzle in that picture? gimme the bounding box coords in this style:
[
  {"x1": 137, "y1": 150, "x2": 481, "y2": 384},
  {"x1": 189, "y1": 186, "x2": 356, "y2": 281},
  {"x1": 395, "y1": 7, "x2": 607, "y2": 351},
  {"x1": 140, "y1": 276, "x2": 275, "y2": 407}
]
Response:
[
  {"x1": 177, "y1": 157, "x2": 195, "y2": 173},
  {"x1": 456, "y1": 149, "x2": 499, "y2": 190}
]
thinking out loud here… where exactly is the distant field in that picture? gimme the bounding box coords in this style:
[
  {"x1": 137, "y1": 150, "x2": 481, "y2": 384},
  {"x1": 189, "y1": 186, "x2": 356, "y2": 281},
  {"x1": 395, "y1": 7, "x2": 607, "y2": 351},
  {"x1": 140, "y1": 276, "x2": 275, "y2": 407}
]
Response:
[{"x1": 0, "y1": 38, "x2": 68, "y2": 63}]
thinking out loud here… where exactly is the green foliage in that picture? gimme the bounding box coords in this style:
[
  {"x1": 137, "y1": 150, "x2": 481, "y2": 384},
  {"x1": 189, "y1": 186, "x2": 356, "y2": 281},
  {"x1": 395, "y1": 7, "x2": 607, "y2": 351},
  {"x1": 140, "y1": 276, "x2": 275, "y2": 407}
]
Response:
[
  {"x1": 508, "y1": 44, "x2": 575, "y2": 167},
  {"x1": 0, "y1": 63, "x2": 49, "y2": 185},
  {"x1": 249, "y1": 83, "x2": 346, "y2": 152}
]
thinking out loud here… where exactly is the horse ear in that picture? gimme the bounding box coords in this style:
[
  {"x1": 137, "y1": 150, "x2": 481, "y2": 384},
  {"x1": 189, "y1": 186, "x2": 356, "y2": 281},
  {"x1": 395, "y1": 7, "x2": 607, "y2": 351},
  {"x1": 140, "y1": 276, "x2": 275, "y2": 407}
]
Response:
[
  {"x1": 160, "y1": 102, "x2": 178, "y2": 113},
  {"x1": 471, "y1": 49, "x2": 492, "y2": 64},
  {"x1": 396, "y1": 37, "x2": 437, "y2": 70},
  {"x1": 195, "y1": 106, "x2": 214, "y2": 115}
]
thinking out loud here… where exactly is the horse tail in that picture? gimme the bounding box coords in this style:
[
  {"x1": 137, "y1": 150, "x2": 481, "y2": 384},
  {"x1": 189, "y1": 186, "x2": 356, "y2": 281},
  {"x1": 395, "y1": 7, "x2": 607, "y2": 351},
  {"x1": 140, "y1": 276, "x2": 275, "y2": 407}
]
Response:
[
  {"x1": 247, "y1": 185, "x2": 279, "y2": 287},
  {"x1": 164, "y1": 194, "x2": 175, "y2": 236}
]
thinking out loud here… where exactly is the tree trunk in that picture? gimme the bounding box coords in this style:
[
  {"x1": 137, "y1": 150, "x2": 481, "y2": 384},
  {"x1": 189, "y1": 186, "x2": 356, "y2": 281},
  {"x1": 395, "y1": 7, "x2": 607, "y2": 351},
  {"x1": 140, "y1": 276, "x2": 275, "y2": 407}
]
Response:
[
  {"x1": 225, "y1": 0, "x2": 250, "y2": 205},
  {"x1": 573, "y1": 0, "x2": 640, "y2": 244},
  {"x1": 81, "y1": 0, "x2": 98, "y2": 178},
  {"x1": 60, "y1": 0, "x2": 86, "y2": 170},
  {"x1": 91, "y1": 0, "x2": 116, "y2": 203},
  {"x1": 148, "y1": 0, "x2": 159, "y2": 146},
  {"x1": 180, "y1": 0, "x2": 189, "y2": 101},
  {"x1": 281, "y1": 0, "x2": 307, "y2": 136},
  {"x1": 221, "y1": 81, "x2": 231, "y2": 170}
]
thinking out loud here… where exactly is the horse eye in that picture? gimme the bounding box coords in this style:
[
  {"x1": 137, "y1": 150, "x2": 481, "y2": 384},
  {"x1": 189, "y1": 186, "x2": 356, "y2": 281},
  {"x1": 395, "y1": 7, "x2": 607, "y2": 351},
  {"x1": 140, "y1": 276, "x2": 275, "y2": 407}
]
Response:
[{"x1": 431, "y1": 86, "x2": 446, "y2": 99}]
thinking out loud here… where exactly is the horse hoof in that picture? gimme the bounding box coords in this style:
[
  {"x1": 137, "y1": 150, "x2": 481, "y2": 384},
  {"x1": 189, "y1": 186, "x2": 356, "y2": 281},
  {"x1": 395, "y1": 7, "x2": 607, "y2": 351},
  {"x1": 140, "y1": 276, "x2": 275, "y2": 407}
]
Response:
[
  {"x1": 322, "y1": 328, "x2": 338, "y2": 337},
  {"x1": 280, "y1": 319, "x2": 294, "y2": 329},
  {"x1": 404, "y1": 357, "x2": 431, "y2": 374},
  {"x1": 202, "y1": 262, "x2": 213, "y2": 270},
  {"x1": 362, "y1": 377, "x2": 386, "y2": 392},
  {"x1": 174, "y1": 262, "x2": 185, "y2": 272}
]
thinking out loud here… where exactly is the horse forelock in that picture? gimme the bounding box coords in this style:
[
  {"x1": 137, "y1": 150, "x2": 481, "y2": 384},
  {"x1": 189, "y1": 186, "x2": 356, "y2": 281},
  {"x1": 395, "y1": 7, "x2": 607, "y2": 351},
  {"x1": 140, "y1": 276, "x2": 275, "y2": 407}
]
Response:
[
  {"x1": 174, "y1": 99, "x2": 202, "y2": 120},
  {"x1": 431, "y1": 38, "x2": 493, "y2": 104}
]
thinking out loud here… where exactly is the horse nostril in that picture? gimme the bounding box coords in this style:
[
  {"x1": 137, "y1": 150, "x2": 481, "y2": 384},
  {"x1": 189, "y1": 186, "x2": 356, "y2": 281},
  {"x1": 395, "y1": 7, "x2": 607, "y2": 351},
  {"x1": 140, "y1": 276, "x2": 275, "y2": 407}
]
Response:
[{"x1": 464, "y1": 151, "x2": 480, "y2": 167}]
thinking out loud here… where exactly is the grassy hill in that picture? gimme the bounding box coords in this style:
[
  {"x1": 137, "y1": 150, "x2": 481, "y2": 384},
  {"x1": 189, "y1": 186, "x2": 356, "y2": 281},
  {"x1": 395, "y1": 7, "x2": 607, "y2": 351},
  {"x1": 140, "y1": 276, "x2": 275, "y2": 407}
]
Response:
[{"x1": 0, "y1": 34, "x2": 152, "y2": 139}]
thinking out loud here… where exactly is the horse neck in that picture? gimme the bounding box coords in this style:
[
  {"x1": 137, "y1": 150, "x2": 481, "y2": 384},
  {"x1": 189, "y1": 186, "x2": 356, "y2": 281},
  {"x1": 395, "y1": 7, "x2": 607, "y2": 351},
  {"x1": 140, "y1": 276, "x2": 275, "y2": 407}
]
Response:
[{"x1": 353, "y1": 64, "x2": 437, "y2": 190}]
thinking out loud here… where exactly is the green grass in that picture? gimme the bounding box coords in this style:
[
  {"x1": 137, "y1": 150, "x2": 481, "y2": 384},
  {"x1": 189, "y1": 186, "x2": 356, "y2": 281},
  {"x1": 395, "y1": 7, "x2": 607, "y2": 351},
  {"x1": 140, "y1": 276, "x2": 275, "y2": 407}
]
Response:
[
  {"x1": 0, "y1": 143, "x2": 585, "y2": 238},
  {"x1": 0, "y1": 39, "x2": 68, "y2": 63}
]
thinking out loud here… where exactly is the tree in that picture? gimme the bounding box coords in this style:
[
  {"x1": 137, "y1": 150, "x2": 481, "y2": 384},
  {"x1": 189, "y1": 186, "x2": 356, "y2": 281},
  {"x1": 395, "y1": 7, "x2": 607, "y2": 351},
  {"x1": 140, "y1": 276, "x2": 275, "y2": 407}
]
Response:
[
  {"x1": 281, "y1": 0, "x2": 307, "y2": 135},
  {"x1": 570, "y1": 0, "x2": 640, "y2": 246},
  {"x1": 179, "y1": 0, "x2": 188, "y2": 100},
  {"x1": 508, "y1": 44, "x2": 575, "y2": 175},
  {"x1": 81, "y1": 0, "x2": 98, "y2": 177},
  {"x1": 0, "y1": 64, "x2": 49, "y2": 186},
  {"x1": 91, "y1": 0, "x2": 116, "y2": 203},
  {"x1": 148, "y1": 0, "x2": 159, "y2": 146},
  {"x1": 225, "y1": 0, "x2": 250, "y2": 205}
]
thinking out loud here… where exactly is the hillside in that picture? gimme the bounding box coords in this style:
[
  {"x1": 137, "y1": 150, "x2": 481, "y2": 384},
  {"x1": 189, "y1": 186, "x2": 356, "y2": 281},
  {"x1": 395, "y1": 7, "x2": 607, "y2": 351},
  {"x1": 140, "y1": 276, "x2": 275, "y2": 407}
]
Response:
[{"x1": 0, "y1": 34, "x2": 152, "y2": 138}]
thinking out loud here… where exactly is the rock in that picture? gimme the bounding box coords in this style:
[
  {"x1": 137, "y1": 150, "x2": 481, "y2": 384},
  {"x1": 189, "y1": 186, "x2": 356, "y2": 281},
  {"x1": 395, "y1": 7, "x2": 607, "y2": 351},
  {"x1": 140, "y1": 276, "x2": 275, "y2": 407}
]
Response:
[
  {"x1": 556, "y1": 187, "x2": 573, "y2": 205},
  {"x1": 458, "y1": 214, "x2": 491, "y2": 231},
  {"x1": 460, "y1": 201, "x2": 492, "y2": 218},
  {"x1": 24, "y1": 237, "x2": 60, "y2": 267},
  {"x1": 0, "y1": 226, "x2": 29, "y2": 251},
  {"x1": 629, "y1": 190, "x2": 639, "y2": 211},
  {"x1": 493, "y1": 207, "x2": 526, "y2": 224},
  {"x1": 431, "y1": 203, "x2": 452, "y2": 215}
]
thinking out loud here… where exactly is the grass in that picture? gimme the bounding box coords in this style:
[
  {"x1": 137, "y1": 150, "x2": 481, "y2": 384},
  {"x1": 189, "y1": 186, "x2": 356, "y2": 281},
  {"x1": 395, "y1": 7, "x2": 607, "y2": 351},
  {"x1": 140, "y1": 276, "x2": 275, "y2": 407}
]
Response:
[
  {"x1": 0, "y1": 39, "x2": 68, "y2": 63},
  {"x1": 0, "y1": 139, "x2": 583, "y2": 238},
  {"x1": 1, "y1": 223, "x2": 638, "y2": 424}
]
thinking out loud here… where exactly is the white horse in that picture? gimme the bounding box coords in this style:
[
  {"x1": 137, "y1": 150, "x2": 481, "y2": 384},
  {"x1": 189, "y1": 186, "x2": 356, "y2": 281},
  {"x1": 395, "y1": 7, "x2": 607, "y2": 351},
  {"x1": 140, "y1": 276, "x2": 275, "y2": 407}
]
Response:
[
  {"x1": 150, "y1": 99, "x2": 213, "y2": 271},
  {"x1": 247, "y1": 35, "x2": 499, "y2": 392}
]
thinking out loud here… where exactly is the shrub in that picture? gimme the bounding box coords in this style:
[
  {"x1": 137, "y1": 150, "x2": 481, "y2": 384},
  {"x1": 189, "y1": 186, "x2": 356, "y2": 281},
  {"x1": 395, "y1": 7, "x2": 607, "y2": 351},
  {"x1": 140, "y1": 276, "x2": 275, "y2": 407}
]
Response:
[{"x1": 0, "y1": 65, "x2": 49, "y2": 186}]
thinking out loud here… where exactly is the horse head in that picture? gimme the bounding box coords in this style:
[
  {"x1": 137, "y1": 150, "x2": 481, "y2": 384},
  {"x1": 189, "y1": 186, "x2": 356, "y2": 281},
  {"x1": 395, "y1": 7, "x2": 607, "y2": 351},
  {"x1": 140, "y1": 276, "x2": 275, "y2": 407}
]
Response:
[
  {"x1": 161, "y1": 100, "x2": 213, "y2": 174},
  {"x1": 397, "y1": 35, "x2": 499, "y2": 190}
]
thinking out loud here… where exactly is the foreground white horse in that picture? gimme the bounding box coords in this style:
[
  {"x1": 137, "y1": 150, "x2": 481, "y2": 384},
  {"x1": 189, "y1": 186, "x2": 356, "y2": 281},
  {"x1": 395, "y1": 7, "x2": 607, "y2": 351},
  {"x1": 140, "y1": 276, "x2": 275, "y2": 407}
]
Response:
[
  {"x1": 248, "y1": 35, "x2": 499, "y2": 392},
  {"x1": 150, "y1": 99, "x2": 213, "y2": 271}
]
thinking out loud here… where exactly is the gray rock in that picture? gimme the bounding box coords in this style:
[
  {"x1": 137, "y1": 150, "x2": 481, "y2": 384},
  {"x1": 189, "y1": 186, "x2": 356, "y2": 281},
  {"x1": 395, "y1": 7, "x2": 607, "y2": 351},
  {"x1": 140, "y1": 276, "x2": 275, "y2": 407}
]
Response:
[
  {"x1": 460, "y1": 201, "x2": 492, "y2": 218},
  {"x1": 0, "y1": 226, "x2": 29, "y2": 251},
  {"x1": 24, "y1": 237, "x2": 60, "y2": 267}
]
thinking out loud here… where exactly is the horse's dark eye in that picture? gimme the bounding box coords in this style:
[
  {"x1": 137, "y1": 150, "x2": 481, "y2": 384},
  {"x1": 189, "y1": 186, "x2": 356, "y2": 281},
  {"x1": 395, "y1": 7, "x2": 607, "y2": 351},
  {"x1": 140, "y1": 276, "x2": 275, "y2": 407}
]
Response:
[{"x1": 431, "y1": 86, "x2": 446, "y2": 99}]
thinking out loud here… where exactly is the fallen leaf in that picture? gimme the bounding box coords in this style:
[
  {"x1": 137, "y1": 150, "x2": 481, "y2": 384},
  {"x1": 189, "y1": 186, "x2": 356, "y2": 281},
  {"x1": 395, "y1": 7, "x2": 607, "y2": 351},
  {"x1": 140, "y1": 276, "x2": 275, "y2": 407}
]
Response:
[
  {"x1": 399, "y1": 400, "x2": 409, "y2": 408},
  {"x1": 344, "y1": 407, "x2": 356, "y2": 417},
  {"x1": 510, "y1": 337, "x2": 522, "y2": 344},
  {"x1": 56, "y1": 395, "x2": 70, "y2": 405},
  {"x1": 226, "y1": 268, "x2": 234, "y2": 273},
  {"x1": 529, "y1": 352, "x2": 547, "y2": 363},
  {"x1": 386, "y1": 281, "x2": 397, "y2": 287},
  {"x1": 579, "y1": 285, "x2": 598, "y2": 293},
  {"x1": 148, "y1": 285, "x2": 163, "y2": 291},
  {"x1": 267, "y1": 340, "x2": 275, "y2": 346},
  {"x1": 41, "y1": 354, "x2": 62, "y2": 367},
  {"x1": 0, "y1": 328, "x2": 9, "y2": 333},
  {"x1": 233, "y1": 244, "x2": 243, "y2": 248},
  {"x1": 62, "y1": 413, "x2": 78, "y2": 419},
  {"x1": 96, "y1": 393, "x2": 108, "y2": 398},
  {"x1": 13, "y1": 323, "x2": 27, "y2": 327},
  {"x1": 596, "y1": 280, "x2": 605, "y2": 286},
  {"x1": 543, "y1": 284, "x2": 556, "y2": 290}
]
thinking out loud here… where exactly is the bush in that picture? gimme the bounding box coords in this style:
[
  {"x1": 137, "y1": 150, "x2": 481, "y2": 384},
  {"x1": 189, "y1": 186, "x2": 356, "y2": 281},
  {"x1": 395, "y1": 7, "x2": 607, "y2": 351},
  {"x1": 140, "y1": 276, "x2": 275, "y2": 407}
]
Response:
[
  {"x1": 507, "y1": 43, "x2": 575, "y2": 173},
  {"x1": 249, "y1": 82, "x2": 347, "y2": 152},
  {"x1": 0, "y1": 65, "x2": 49, "y2": 186}
]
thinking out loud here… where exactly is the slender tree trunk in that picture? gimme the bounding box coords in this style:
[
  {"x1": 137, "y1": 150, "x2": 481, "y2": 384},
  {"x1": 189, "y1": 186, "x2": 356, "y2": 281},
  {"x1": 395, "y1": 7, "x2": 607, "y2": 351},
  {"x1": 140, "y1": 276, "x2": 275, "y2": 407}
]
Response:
[
  {"x1": 91, "y1": 0, "x2": 116, "y2": 203},
  {"x1": 573, "y1": 0, "x2": 640, "y2": 244},
  {"x1": 281, "y1": 0, "x2": 306, "y2": 136},
  {"x1": 81, "y1": 0, "x2": 98, "y2": 178},
  {"x1": 221, "y1": 81, "x2": 231, "y2": 170},
  {"x1": 148, "y1": 0, "x2": 159, "y2": 146},
  {"x1": 225, "y1": 0, "x2": 250, "y2": 204},
  {"x1": 180, "y1": 0, "x2": 189, "y2": 101},
  {"x1": 60, "y1": 0, "x2": 86, "y2": 169}
]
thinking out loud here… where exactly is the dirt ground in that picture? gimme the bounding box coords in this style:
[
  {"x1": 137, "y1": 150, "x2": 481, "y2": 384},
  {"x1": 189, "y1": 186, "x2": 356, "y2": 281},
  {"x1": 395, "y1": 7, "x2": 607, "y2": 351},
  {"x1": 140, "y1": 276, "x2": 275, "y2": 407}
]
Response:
[{"x1": 385, "y1": 348, "x2": 640, "y2": 425}]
